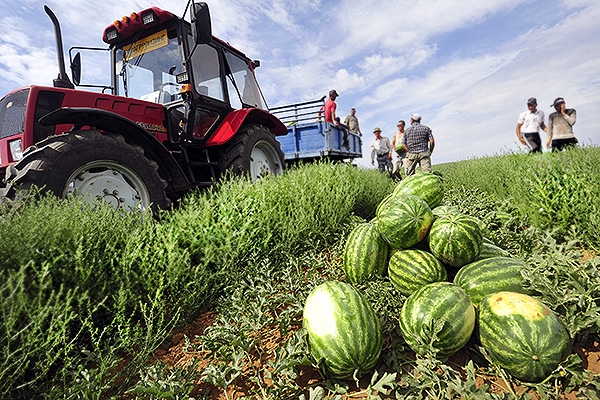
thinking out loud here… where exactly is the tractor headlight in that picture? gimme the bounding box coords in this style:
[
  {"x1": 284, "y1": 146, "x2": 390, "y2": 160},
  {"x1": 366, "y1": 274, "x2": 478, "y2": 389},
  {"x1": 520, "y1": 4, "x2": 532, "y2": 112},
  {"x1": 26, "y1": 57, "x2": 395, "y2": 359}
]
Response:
[{"x1": 9, "y1": 139, "x2": 23, "y2": 161}]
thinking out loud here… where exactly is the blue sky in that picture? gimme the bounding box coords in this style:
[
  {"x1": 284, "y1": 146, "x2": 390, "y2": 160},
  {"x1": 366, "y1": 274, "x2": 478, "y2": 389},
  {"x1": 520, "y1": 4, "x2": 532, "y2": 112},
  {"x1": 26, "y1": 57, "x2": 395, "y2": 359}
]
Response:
[{"x1": 1, "y1": 0, "x2": 599, "y2": 167}]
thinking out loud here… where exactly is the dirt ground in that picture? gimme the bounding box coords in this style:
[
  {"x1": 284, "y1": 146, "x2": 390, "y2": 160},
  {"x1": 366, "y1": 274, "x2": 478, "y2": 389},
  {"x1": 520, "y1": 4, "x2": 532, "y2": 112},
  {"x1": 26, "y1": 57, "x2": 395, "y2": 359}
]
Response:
[{"x1": 152, "y1": 311, "x2": 600, "y2": 399}]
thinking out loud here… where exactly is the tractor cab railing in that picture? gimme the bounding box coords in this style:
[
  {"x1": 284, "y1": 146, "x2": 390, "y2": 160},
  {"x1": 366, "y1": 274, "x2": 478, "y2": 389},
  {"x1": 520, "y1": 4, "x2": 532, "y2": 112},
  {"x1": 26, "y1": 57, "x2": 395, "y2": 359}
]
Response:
[{"x1": 269, "y1": 96, "x2": 326, "y2": 127}]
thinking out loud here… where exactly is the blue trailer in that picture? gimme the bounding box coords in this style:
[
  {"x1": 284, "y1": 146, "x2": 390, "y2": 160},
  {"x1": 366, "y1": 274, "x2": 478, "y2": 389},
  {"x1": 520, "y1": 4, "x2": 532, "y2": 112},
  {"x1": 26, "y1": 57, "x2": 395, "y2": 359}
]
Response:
[{"x1": 270, "y1": 97, "x2": 363, "y2": 164}]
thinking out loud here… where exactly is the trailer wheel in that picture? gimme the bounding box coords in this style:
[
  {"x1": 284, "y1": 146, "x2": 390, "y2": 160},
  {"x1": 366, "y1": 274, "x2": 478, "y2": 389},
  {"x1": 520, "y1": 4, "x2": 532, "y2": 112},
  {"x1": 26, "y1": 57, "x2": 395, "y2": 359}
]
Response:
[
  {"x1": 218, "y1": 125, "x2": 285, "y2": 181},
  {"x1": 2, "y1": 131, "x2": 170, "y2": 211}
]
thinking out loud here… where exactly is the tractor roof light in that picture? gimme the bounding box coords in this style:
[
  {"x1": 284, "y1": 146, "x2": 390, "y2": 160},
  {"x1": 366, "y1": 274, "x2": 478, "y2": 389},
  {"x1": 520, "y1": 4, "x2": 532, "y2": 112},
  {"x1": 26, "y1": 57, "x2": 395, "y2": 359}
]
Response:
[
  {"x1": 105, "y1": 28, "x2": 118, "y2": 42},
  {"x1": 142, "y1": 10, "x2": 157, "y2": 25}
]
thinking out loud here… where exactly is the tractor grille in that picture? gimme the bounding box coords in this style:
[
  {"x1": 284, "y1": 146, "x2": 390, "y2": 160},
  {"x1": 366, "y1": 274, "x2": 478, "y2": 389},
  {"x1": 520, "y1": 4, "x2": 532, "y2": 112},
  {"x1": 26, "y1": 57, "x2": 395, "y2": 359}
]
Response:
[{"x1": 0, "y1": 88, "x2": 29, "y2": 139}]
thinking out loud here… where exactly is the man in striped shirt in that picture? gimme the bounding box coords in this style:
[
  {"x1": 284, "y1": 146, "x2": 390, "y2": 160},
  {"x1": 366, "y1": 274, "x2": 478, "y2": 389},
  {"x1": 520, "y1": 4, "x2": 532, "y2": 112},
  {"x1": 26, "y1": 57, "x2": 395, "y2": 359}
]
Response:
[{"x1": 401, "y1": 113, "x2": 435, "y2": 176}]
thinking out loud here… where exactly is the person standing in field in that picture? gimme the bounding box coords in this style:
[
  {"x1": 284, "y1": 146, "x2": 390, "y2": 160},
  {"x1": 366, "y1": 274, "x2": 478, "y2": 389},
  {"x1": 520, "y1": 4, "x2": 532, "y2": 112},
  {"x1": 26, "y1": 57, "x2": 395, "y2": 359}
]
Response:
[
  {"x1": 343, "y1": 107, "x2": 363, "y2": 136},
  {"x1": 516, "y1": 97, "x2": 546, "y2": 153},
  {"x1": 325, "y1": 90, "x2": 339, "y2": 126},
  {"x1": 370, "y1": 127, "x2": 393, "y2": 175},
  {"x1": 391, "y1": 120, "x2": 406, "y2": 179},
  {"x1": 546, "y1": 97, "x2": 577, "y2": 151},
  {"x1": 401, "y1": 113, "x2": 435, "y2": 176}
]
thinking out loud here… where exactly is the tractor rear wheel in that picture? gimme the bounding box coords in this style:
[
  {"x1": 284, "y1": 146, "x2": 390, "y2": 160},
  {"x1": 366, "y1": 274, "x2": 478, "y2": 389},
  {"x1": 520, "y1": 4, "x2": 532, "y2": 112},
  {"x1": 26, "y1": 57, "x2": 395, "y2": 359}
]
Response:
[
  {"x1": 218, "y1": 125, "x2": 285, "y2": 181},
  {"x1": 2, "y1": 131, "x2": 170, "y2": 211}
]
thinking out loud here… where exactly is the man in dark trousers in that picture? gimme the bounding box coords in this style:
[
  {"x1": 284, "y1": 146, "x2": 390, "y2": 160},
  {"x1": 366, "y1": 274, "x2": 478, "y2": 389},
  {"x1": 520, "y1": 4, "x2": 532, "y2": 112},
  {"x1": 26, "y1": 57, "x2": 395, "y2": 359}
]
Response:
[
  {"x1": 402, "y1": 113, "x2": 435, "y2": 176},
  {"x1": 546, "y1": 97, "x2": 577, "y2": 151},
  {"x1": 370, "y1": 127, "x2": 393, "y2": 175},
  {"x1": 516, "y1": 97, "x2": 546, "y2": 153}
]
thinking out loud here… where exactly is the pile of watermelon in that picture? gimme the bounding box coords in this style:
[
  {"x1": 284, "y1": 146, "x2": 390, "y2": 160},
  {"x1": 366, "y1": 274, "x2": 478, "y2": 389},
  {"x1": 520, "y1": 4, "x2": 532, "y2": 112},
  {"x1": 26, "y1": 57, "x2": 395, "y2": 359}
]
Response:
[{"x1": 303, "y1": 173, "x2": 572, "y2": 383}]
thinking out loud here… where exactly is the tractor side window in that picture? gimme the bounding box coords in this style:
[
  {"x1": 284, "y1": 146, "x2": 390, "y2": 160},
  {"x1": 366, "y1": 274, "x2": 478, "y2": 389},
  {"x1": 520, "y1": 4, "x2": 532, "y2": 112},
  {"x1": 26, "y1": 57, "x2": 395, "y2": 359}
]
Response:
[
  {"x1": 224, "y1": 52, "x2": 263, "y2": 109},
  {"x1": 190, "y1": 44, "x2": 225, "y2": 102}
]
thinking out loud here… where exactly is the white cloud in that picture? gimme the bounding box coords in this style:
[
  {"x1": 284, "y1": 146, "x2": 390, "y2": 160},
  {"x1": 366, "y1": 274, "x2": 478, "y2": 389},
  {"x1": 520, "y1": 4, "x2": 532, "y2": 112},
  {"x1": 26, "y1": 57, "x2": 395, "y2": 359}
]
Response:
[{"x1": 1, "y1": 0, "x2": 598, "y2": 168}]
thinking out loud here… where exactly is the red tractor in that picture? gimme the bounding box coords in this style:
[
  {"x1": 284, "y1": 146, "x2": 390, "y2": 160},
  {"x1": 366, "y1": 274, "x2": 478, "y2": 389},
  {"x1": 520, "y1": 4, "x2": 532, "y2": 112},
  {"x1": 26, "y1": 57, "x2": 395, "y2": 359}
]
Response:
[{"x1": 0, "y1": 3, "x2": 287, "y2": 210}]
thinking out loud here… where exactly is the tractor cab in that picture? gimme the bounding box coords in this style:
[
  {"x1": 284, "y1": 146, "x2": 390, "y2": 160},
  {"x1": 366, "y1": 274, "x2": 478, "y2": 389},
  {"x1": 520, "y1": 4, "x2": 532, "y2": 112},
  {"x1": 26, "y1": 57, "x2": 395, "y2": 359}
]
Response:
[{"x1": 101, "y1": 4, "x2": 271, "y2": 145}]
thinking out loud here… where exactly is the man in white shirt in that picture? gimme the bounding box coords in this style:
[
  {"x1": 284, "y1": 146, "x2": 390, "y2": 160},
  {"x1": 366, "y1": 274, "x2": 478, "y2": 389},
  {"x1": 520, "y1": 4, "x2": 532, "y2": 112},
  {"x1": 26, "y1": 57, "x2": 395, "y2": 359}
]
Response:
[
  {"x1": 370, "y1": 127, "x2": 393, "y2": 175},
  {"x1": 516, "y1": 97, "x2": 547, "y2": 153}
]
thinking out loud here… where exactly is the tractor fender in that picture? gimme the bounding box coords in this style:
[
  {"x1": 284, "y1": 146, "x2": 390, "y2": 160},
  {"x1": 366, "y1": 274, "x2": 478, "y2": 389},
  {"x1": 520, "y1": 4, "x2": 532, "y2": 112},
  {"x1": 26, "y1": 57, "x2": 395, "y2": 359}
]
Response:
[
  {"x1": 206, "y1": 107, "x2": 287, "y2": 146},
  {"x1": 38, "y1": 107, "x2": 191, "y2": 194}
]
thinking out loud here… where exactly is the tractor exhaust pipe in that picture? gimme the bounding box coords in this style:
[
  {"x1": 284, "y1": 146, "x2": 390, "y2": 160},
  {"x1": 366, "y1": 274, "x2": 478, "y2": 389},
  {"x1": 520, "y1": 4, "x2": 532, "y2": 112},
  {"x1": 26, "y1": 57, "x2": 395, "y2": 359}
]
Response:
[{"x1": 44, "y1": 5, "x2": 74, "y2": 89}]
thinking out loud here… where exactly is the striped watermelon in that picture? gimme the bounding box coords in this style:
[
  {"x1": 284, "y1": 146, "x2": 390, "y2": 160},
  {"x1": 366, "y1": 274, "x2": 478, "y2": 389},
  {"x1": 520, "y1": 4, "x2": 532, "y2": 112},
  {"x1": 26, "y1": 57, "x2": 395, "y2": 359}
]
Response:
[
  {"x1": 432, "y1": 205, "x2": 460, "y2": 220},
  {"x1": 343, "y1": 223, "x2": 389, "y2": 284},
  {"x1": 376, "y1": 194, "x2": 433, "y2": 250},
  {"x1": 478, "y1": 292, "x2": 572, "y2": 382},
  {"x1": 428, "y1": 213, "x2": 483, "y2": 268},
  {"x1": 399, "y1": 282, "x2": 475, "y2": 358},
  {"x1": 453, "y1": 257, "x2": 529, "y2": 306},
  {"x1": 476, "y1": 242, "x2": 509, "y2": 260},
  {"x1": 393, "y1": 172, "x2": 444, "y2": 209},
  {"x1": 375, "y1": 193, "x2": 394, "y2": 217},
  {"x1": 303, "y1": 281, "x2": 382, "y2": 379},
  {"x1": 466, "y1": 215, "x2": 491, "y2": 238},
  {"x1": 388, "y1": 249, "x2": 447, "y2": 295}
]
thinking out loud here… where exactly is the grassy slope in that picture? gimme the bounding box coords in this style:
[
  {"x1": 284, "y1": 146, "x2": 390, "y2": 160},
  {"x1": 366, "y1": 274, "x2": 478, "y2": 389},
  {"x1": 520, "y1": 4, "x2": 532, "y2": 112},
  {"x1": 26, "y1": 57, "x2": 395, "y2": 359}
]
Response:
[{"x1": 1, "y1": 151, "x2": 599, "y2": 398}]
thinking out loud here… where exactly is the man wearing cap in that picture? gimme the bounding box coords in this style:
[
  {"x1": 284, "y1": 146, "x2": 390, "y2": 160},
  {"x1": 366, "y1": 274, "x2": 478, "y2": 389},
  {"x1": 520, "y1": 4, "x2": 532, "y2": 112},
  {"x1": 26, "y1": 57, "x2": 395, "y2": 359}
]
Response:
[
  {"x1": 370, "y1": 127, "x2": 393, "y2": 175},
  {"x1": 325, "y1": 90, "x2": 339, "y2": 125},
  {"x1": 516, "y1": 97, "x2": 547, "y2": 153},
  {"x1": 547, "y1": 97, "x2": 577, "y2": 151},
  {"x1": 343, "y1": 107, "x2": 363, "y2": 136},
  {"x1": 401, "y1": 113, "x2": 435, "y2": 176}
]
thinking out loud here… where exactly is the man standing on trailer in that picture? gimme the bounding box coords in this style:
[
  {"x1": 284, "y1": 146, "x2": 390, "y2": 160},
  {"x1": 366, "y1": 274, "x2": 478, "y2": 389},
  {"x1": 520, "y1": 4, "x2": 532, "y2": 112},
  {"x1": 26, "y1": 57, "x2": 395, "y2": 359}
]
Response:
[
  {"x1": 325, "y1": 90, "x2": 340, "y2": 125},
  {"x1": 344, "y1": 107, "x2": 363, "y2": 136}
]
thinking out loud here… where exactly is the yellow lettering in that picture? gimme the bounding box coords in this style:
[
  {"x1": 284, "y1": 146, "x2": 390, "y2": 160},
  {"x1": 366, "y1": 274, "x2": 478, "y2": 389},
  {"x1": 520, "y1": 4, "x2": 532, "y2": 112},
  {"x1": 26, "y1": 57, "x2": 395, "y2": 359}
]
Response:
[{"x1": 123, "y1": 29, "x2": 168, "y2": 61}]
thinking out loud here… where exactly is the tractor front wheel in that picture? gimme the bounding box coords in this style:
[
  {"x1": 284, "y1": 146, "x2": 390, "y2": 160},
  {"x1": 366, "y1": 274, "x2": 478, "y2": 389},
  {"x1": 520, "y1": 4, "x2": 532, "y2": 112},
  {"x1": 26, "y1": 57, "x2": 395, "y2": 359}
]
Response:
[{"x1": 2, "y1": 131, "x2": 170, "y2": 211}]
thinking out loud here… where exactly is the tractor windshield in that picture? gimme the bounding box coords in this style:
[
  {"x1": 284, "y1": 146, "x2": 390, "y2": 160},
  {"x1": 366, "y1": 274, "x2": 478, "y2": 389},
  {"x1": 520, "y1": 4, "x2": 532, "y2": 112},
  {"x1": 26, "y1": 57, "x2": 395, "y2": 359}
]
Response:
[{"x1": 115, "y1": 27, "x2": 183, "y2": 104}]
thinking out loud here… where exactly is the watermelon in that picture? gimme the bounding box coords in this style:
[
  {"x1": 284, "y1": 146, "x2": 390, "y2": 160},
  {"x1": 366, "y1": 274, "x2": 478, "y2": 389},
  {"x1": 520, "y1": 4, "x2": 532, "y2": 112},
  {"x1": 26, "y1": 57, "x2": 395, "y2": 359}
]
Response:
[
  {"x1": 376, "y1": 194, "x2": 433, "y2": 250},
  {"x1": 399, "y1": 282, "x2": 475, "y2": 358},
  {"x1": 393, "y1": 172, "x2": 444, "y2": 209},
  {"x1": 453, "y1": 257, "x2": 529, "y2": 306},
  {"x1": 303, "y1": 281, "x2": 382, "y2": 379},
  {"x1": 478, "y1": 292, "x2": 572, "y2": 382},
  {"x1": 476, "y1": 242, "x2": 509, "y2": 260},
  {"x1": 428, "y1": 213, "x2": 483, "y2": 268},
  {"x1": 482, "y1": 236, "x2": 495, "y2": 245},
  {"x1": 388, "y1": 249, "x2": 447, "y2": 295},
  {"x1": 343, "y1": 223, "x2": 389, "y2": 284},
  {"x1": 432, "y1": 205, "x2": 460, "y2": 220},
  {"x1": 466, "y1": 215, "x2": 491, "y2": 238}
]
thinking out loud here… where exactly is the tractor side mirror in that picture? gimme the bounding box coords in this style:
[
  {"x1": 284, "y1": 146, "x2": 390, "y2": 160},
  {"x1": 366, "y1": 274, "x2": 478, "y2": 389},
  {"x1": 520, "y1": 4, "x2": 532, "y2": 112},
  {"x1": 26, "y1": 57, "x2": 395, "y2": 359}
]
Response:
[
  {"x1": 71, "y1": 52, "x2": 81, "y2": 86},
  {"x1": 192, "y1": 2, "x2": 212, "y2": 45}
]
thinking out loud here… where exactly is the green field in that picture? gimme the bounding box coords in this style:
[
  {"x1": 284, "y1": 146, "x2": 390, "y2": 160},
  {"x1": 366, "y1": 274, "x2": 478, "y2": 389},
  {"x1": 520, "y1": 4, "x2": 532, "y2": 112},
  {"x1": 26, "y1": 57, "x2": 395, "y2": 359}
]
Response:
[{"x1": 1, "y1": 147, "x2": 599, "y2": 399}]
